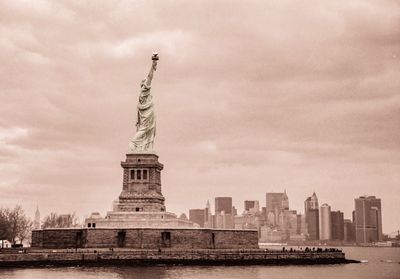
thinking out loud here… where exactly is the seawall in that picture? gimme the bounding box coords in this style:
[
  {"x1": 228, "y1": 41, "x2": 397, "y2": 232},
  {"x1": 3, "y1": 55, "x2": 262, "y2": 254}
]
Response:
[{"x1": 0, "y1": 248, "x2": 358, "y2": 267}]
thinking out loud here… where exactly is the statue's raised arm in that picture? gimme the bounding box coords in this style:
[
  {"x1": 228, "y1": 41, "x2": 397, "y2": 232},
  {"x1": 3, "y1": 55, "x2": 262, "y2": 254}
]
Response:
[
  {"x1": 129, "y1": 53, "x2": 159, "y2": 153},
  {"x1": 145, "y1": 53, "x2": 158, "y2": 87}
]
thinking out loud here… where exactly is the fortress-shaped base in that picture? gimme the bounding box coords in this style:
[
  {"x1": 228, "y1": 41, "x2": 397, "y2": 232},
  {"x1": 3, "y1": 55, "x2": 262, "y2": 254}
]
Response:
[{"x1": 86, "y1": 211, "x2": 197, "y2": 228}]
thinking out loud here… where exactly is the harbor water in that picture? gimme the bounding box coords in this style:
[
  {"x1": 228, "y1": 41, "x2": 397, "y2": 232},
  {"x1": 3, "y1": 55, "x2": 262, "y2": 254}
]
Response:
[{"x1": 0, "y1": 247, "x2": 399, "y2": 279}]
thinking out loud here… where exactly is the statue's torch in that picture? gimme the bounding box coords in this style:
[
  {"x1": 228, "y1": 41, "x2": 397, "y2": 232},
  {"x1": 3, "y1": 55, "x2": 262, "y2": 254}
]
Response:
[{"x1": 152, "y1": 52, "x2": 159, "y2": 61}]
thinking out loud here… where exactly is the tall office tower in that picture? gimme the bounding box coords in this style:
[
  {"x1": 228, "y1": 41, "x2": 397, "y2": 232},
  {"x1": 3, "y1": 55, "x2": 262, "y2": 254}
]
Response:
[
  {"x1": 189, "y1": 209, "x2": 206, "y2": 227},
  {"x1": 204, "y1": 200, "x2": 213, "y2": 228},
  {"x1": 34, "y1": 205, "x2": 41, "y2": 230},
  {"x1": 319, "y1": 204, "x2": 332, "y2": 241},
  {"x1": 215, "y1": 197, "x2": 234, "y2": 229},
  {"x1": 344, "y1": 219, "x2": 356, "y2": 242},
  {"x1": 215, "y1": 197, "x2": 233, "y2": 215},
  {"x1": 304, "y1": 192, "x2": 319, "y2": 240},
  {"x1": 331, "y1": 210, "x2": 344, "y2": 241},
  {"x1": 304, "y1": 192, "x2": 319, "y2": 215},
  {"x1": 266, "y1": 191, "x2": 288, "y2": 225},
  {"x1": 282, "y1": 190, "x2": 289, "y2": 210},
  {"x1": 354, "y1": 196, "x2": 383, "y2": 243}
]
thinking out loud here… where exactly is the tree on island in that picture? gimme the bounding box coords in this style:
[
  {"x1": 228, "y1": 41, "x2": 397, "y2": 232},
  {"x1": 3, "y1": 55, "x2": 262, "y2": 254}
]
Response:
[
  {"x1": 0, "y1": 205, "x2": 32, "y2": 246},
  {"x1": 42, "y1": 212, "x2": 80, "y2": 229}
]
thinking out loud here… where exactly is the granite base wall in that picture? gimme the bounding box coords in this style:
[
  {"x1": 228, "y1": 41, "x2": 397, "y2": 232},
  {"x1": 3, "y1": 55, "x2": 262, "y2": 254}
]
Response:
[{"x1": 31, "y1": 228, "x2": 258, "y2": 250}]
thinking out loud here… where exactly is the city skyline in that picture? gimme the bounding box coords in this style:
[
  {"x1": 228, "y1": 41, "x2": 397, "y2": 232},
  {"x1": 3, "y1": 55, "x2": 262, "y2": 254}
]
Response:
[{"x1": 0, "y1": 1, "x2": 399, "y2": 234}]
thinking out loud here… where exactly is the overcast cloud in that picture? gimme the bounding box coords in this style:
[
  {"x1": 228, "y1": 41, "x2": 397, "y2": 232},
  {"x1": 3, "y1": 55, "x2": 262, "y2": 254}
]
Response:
[{"x1": 0, "y1": 0, "x2": 399, "y2": 233}]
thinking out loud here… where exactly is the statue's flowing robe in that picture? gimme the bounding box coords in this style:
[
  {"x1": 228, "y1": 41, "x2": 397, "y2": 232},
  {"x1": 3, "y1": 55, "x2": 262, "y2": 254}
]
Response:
[{"x1": 129, "y1": 83, "x2": 156, "y2": 152}]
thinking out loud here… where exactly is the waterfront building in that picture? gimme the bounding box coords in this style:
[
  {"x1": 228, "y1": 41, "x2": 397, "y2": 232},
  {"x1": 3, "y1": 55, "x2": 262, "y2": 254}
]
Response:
[
  {"x1": 354, "y1": 196, "x2": 383, "y2": 244},
  {"x1": 319, "y1": 204, "x2": 332, "y2": 241},
  {"x1": 278, "y1": 209, "x2": 298, "y2": 241},
  {"x1": 344, "y1": 219, "x2": 356, "y2": 243},
  {"x1": 331, "y1": 210, "x2": 344, "y2": 241},
  {"x1": 304, "y1": 192, "x2": 319, "y2": 240}
]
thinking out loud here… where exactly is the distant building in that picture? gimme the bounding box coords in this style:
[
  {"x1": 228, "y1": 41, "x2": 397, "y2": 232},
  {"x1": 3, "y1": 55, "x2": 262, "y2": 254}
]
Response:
[
  {"x1": 189, "y1": 209, "x2": 205, "y2": 227},
  {"x1": 266, "y1": 191, "x2": 289, "y2": 226},
  {"x1": 204, "y1": 200, "x2": 213, "y2": 228},
  {"x1": 232, "y1": 206, "x2": 238, "y2": 216},
  {"x1": 261, "y1": 207, "x2": 267, "y2": 217},
  {"x1": 244, "y1": 200, "x2": 260, "y2": 214},
  {"x1": 279, "y1": 209, "x2": 298, "y2": 241},
  {"x1": 297, "y1": 214, "x2": 307, "y2": 235},
  {"x1": 305, "y1": 192, "x2": 319, "y2": 213},
  {"x1": 179, "y1": 213, "x2": 188, "y2": 220},
  {"x1": 354, "y1": 196, "x2": 383, "y2": 244},
  {"x1": 331, "y1": 210, "x2": 344, "y2": 241},
  {"x1": 344, "y1": 219, "x2": 356, "y2": 243},
  {"x1": 215, "y1": 197, "x2": 232, "y2": 215},
  {"x1": 214, "y1": 197, "x2": 234, "y2": 229},
  {"x1": 319, "y1": 204, "x2": 332, "y2": 241},
  {"x1": 234, "y1": 214, "x2": 259, "y2": 230},
  {"x1": 214, "y1": 211, "x2": 234, "y2": 229},
  {"x1": 260, "y1": 226, "x2": 285, "y2": 243},
  {"x1": 34, "y1": 205, "x2": 41, "y2": 230},
  {"x1": 304, "y1": 192, "x2": 319, "y2": 240}
]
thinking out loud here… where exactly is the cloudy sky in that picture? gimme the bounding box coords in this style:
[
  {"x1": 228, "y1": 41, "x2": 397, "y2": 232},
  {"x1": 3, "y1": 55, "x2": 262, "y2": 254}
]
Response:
[{"x1": 0, "y1": 0, "x2": 399, "y2": 233}]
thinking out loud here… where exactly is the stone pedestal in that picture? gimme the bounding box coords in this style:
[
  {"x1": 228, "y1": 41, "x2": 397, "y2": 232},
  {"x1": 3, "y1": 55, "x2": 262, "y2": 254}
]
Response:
[
  {"x1": 85, "y1": 153, "x2": 198, "y2": 228},
  {"x1": 114, "y1": 153, "x2": 165, "y2": 212}
]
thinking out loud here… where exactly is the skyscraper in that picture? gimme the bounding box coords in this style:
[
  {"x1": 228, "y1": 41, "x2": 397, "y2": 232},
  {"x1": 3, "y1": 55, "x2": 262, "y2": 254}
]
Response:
[
  {"x1": 266, "y1": 191, "x2": 289, "y2": 225},
  {"x1": 331, "y1": 210, "x2": 344, "y2": 241},
  {"x1": 215, "y1": 197, "x2": 234, "y2": 229},
  {"x1": 189, "y1": 209, "x2": 206, "y2": 227},
  {"x1": 215, "y1": 197, "x2": 232, "y2": 215},
  {"x1": 304, "y1": 192, "x2": 319, "y2": 240},
  {"x1": 319, "y1": 204, "x2": 332, "y2": 241},
  {"x1": 204, "y1": 200, "x2": 212, "y2": 228},
  {"x1": 354, "y1": 196, "x2": 383, "y2": 244},
  {"x1": 344, "y1": 219, "x2": 356, "y2": 243},
  {"x1": 305, "y1": 192, "x2": 319, "y2": 214}
]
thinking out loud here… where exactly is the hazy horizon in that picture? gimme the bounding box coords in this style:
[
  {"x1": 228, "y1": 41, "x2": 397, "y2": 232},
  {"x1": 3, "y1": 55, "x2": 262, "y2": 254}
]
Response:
[{"x1": 0, "y1": 0, "x2": 399, "y2": 234}]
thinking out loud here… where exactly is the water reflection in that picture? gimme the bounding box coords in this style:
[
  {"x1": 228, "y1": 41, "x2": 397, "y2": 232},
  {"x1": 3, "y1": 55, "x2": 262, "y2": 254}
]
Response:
[{"x1": 1, "y1": 247, "x2": 399, "y2": 279}]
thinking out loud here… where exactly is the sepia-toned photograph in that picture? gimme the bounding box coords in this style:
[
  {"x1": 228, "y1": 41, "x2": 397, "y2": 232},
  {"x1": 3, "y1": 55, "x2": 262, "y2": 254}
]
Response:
[{"x1": 0, "y1": 1, "x2": 399, "y2": 278}]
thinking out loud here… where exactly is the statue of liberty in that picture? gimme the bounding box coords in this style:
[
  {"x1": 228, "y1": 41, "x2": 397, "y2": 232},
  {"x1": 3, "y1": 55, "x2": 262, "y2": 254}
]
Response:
[{"x1": 129, "y1": 53, "x2": 159, "y2": 152}]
